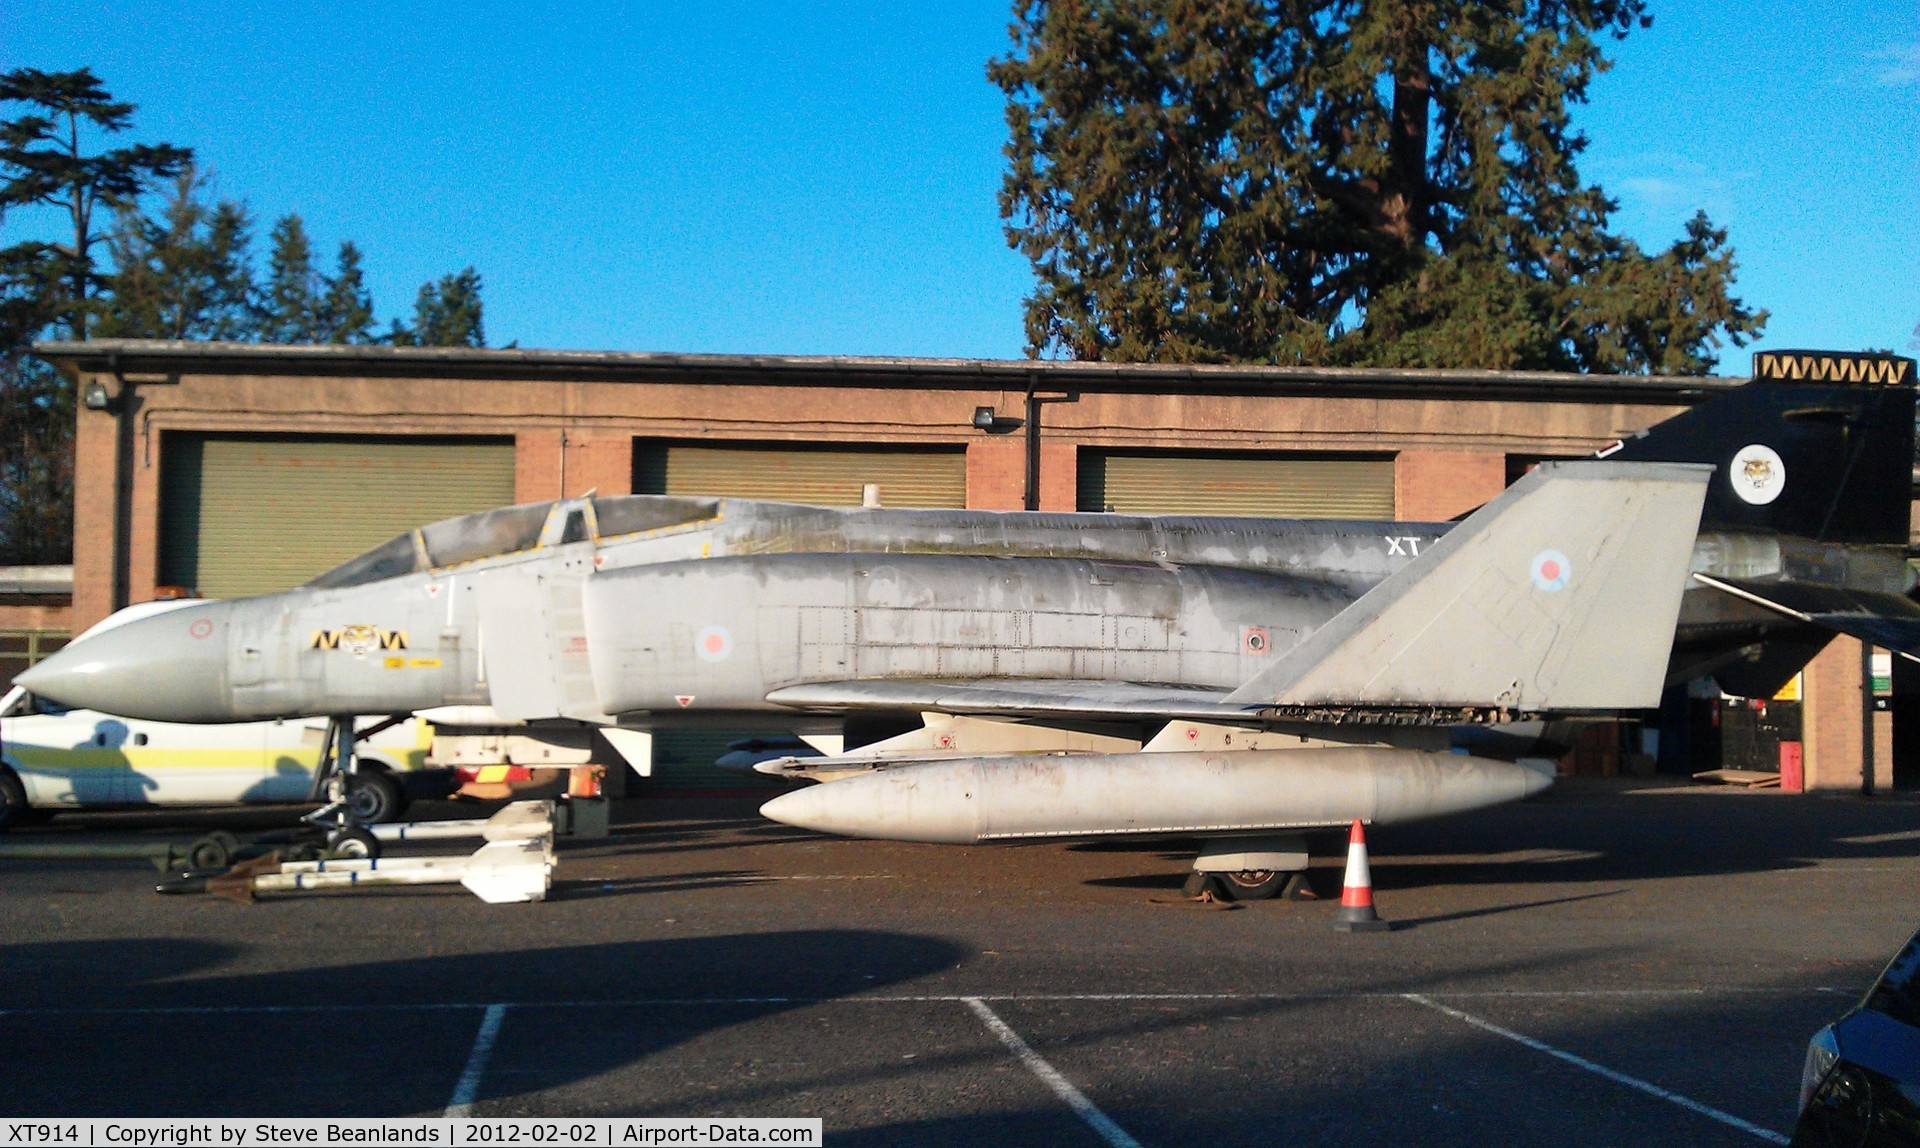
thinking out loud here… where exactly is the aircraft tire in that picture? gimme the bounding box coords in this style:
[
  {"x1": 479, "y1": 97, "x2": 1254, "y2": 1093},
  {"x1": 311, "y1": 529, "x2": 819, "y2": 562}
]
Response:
[
  {"x1": 1218, "y1": 869, "x2": 1287, "y2": 901},
  {"x1": 346, "y1": 771, "x2": 406, "y2": 824},
  {"x1": 0, "y1": 767, "x2": 26, "y2": 831},
  {"x1": 327, "y1": 827, "x2": 381, "y2": 860}
]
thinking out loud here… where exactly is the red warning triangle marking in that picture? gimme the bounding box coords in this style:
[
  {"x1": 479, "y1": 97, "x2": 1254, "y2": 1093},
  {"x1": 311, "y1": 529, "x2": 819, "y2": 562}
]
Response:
[{"x1": 675, "y1": 695, "x2": 695, "y2": 707}]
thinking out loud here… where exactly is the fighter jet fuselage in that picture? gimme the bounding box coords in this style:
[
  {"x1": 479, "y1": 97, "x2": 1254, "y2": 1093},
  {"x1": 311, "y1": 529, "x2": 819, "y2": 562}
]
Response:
[{"x1": 30, "y1": 498, "x2": 1453, "y2": 726}]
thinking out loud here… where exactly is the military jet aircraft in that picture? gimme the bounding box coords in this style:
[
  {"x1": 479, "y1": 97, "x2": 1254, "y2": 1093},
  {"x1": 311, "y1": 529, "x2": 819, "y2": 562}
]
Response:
[{"x1": 19, "y1": 350, "x2": 1919, "y2": 895}]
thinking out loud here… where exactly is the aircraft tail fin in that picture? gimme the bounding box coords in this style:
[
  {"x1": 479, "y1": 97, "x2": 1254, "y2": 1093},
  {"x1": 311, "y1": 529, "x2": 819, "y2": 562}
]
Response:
[
  {"x1": 1223, "y1": 461, "x2": 1711, "y2": 712},
  {"x1": 1602, "y1": 350, "x2": 1915, "y2": 544}
]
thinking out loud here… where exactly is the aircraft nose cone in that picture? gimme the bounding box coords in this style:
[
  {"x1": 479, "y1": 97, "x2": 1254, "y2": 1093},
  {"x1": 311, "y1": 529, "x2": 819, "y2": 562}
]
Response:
[{"x1": 18, "y1": 601, "x2": 236, "y2": 721}]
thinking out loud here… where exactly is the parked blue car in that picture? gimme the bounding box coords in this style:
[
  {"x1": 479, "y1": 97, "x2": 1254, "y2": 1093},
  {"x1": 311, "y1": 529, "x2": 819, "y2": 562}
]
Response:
[{"x1": 1793, "y1": 926, "x2": 1920, "y2": 1146}]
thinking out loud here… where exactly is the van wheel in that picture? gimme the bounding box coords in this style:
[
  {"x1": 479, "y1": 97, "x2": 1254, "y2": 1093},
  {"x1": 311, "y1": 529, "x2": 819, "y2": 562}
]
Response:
[
  {"x1": 0, "y1": 768, "x2": 27, "y2": 831},
  {"x1": 346, "y1": 771, "x2": 406, "y2": 824}
]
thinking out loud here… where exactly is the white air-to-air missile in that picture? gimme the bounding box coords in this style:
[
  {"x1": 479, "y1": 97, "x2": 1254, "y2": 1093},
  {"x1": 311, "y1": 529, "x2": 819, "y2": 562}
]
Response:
[{"x1": 19, "y1": 351, "x2": 1920, "y2": 896}]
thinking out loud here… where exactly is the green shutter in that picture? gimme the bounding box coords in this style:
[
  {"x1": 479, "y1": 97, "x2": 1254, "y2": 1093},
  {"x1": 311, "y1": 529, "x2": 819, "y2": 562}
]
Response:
[
  {"x1": 1078, "y1": 451, "x2": 1395, "y2": 518},
  {"x1": 160, "y1": 434, "x2": 517, "y2": 599},
  {"x1": 635, "y1": 442, "x2": 966, "y2": 508}
]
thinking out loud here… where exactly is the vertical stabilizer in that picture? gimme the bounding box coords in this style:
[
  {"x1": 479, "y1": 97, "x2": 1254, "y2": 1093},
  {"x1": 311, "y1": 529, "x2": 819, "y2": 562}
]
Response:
[
  {"x1": 1223, "y1": 461, "x2": 1711, "y2": 711},
  {"x1": 1604, "y1": 351, "x2": 1915, "y2": 544}
]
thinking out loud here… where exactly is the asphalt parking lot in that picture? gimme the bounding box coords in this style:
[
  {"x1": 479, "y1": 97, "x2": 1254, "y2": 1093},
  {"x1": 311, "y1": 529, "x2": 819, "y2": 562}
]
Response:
[{"x1": 2, "y1": 777, "x2": 1916, "y2": 1146}]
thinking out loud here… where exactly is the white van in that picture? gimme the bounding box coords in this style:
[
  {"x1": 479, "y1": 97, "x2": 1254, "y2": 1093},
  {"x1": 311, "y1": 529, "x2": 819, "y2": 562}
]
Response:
[{"x1": 0, "y1": 602, "x2": 446, "y2": 829}]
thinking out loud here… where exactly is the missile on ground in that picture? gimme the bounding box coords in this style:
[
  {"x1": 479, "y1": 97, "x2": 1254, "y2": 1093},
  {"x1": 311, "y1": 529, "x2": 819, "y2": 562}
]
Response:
[{"x1": 757, "y1": 747, "x2": 1554, "y2": 845}]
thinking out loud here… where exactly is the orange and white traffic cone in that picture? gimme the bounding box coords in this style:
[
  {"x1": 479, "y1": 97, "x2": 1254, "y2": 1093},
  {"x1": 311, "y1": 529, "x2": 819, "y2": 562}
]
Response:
[{"x1": 1333, "y1": 819, "x2": 1391, "y2": 933}]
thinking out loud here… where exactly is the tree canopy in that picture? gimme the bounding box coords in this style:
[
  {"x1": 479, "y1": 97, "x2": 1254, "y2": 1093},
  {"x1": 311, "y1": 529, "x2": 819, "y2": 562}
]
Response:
[
  {"x1": 991, "y1": 0, "x2": 1766, "y2": 372},
  {"x1": 389, "y1": 267, "x2": 485, "y2": 349},
  {"x1": 0, "y1": 67, "x2": 492, "y2": 561},
  {"x1": 0, "y1": 67, "x2": 192, "y2": 342}
]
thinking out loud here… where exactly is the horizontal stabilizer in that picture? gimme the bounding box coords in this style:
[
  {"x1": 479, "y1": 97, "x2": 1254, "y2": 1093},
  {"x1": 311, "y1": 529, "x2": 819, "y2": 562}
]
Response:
[
  {"x1": 1223, "y1": 461, "x2": 1712, "y2": 711},
  {"x1": 1694, "y1": 574, "x2": 1920, "y2": 662}
]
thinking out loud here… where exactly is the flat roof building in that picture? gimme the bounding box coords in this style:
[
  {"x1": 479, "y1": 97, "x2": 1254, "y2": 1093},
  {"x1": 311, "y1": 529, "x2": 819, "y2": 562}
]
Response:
[{"x1": 25, "y1": 339, "x2": 1896, "y2": 793}]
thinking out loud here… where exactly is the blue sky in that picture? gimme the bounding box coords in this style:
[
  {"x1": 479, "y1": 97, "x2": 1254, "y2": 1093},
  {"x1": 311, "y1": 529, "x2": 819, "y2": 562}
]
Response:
[{"x1": 5, "y1": 0, "x2": 1915, "y2": 374}]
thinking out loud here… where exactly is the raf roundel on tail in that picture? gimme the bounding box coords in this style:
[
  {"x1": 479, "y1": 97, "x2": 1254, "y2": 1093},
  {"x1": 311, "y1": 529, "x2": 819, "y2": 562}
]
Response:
[{"x1": 1529, "y1": 550, "x2": 1571, "y2": 593}]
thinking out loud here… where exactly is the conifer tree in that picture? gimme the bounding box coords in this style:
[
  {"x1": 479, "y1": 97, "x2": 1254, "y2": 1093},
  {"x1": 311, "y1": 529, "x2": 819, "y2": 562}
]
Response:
[
  {"x1": 0, "y1": 68, "x2": 188, "y2": 561},
  {"x1": 389, "y1": 266, "x2": 485, "y2": 348},
  {"x1": 318, "y1": 241, "x2": 376, "y2": 344},
  {"x1": 992, "y1": 0, "x2": 1765, "y2": 372},
  {"x1": 0, "y1": 67, "x2": 191, "y2": 340},
  {"x1": 95, "y1": 168, "x2": 256, "y2": 340},
  {"x1": 260, "y1": 213, "x2": 323, "y2": 343}
]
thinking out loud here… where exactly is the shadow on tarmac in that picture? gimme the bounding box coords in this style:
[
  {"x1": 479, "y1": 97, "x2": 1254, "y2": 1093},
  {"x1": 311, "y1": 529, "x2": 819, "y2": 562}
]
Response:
[
  {"x1": 1069, "y1": 782, "x2": 1920, "y2": 895},
  {"x1": 604, "y1": 946, "x2": 1842, "y2": 1145},
  {"x1": 0, "y1": 930, "x2": 968, "y2": 1118}
]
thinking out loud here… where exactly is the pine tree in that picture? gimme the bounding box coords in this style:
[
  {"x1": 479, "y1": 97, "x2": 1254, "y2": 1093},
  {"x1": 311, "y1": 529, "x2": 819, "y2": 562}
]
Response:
[
  {"x1": 95, "y1": 168, "x2": 256, "y2": 341},
  {"x1": 0, "y1": 67, "x2": 192, "y2": 341},
  {"x1": 260, "y1": 213, "x2": 323, "y2": 343},
  {"x1": 389, "y1": 266, "x2": 485, "y2": 348},
  {"x1": 0, "y1": 68, "x2": 187, "y2": 562},
  {"x1": 318, "y1": 241, "x2": 376, "y2": 344},
  {"x1": 992, "y1": 0, "x2": 1765, "y2": 372}
]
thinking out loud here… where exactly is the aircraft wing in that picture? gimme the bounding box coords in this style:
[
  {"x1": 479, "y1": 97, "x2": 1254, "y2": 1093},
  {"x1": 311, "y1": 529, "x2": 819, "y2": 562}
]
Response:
[
  {"x1": 1693, "y1": 574, "x2": 1920, "y2": 662},
  {"x1": 766, "y1": 679, "x2": 1243, "y2": 720}
]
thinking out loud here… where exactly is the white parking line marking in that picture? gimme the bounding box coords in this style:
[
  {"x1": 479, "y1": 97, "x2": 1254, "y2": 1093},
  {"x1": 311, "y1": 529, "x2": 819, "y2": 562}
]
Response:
[
  {"x1": 444, "y1": 1003, "x2": 509, "y2": 1119},
  {"x1": 1404, "y1": 994, "x2": 1789, "y2": 1145},
  {"x1": 964, "y1": 997, "x2": 1143, "y2": 1148}
]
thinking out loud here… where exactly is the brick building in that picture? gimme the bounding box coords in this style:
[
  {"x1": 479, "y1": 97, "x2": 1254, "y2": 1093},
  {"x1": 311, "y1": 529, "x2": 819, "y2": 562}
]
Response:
[{"x1": 19, "y1": 339, "x2": 1904, "y2": 792}]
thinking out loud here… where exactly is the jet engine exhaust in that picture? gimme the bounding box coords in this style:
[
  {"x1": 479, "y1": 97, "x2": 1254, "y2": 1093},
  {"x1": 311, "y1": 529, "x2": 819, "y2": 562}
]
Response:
[{"x1": 758, "y1": 747, "x2": 1554, "y2": 844}]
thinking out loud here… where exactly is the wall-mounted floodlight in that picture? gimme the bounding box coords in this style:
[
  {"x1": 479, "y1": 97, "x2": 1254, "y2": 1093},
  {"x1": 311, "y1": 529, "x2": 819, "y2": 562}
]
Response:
[
  {"x1": 971, "y1": 405, "x2": 1022, "y2": 434},
  {"x1": 83, "y1": 381, "x2": 113, "y2": 411}
]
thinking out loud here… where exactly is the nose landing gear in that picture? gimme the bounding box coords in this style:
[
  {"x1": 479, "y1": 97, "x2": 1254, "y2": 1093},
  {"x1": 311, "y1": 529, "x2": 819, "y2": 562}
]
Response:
[{"x1": 302, "y1": 714, "x2": 408, "y2": 859}]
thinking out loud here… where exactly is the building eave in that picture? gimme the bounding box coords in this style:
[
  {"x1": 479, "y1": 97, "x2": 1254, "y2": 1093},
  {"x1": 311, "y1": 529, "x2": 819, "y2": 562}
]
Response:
[{"x1": 31, "y1": 339, "x2": 1740, "y2": 404}]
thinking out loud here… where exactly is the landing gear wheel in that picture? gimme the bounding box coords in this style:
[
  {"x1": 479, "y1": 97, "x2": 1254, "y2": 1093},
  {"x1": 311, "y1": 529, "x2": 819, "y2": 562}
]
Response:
[
  {"x1": 327, "y1": 827, "x2": 381, "y2": 860},
  {"x1": 346, "y1": 771, "x2": 406, "y2": 824},
  {"x1": 187, "y1": 832, "x2": 240, "y2": 870},
  {"x1": 1218, "y1": 869, "x2": 1287, "y2": 901},
  {"x1": 0, "y1": 768, "x2": 28, "y2": 831}
]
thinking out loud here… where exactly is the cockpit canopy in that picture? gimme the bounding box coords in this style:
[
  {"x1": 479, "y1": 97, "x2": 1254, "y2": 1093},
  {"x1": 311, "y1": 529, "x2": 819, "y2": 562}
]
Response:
[{"x1": 303, "y1": 494, "x2": 720, "y2": 590}]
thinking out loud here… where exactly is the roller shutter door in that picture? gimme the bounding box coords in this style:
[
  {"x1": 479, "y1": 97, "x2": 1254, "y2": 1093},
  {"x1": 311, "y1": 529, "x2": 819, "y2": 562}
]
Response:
[
  {"x1": 1078, "y1": 451, "x2": 1395, "y2": 518},
  {"x1": 634, "y1": 441, "x2": 966, "y2": 508},
  {"x1": 160, "y1": 434, "x2": 517, "y2": 599}
]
